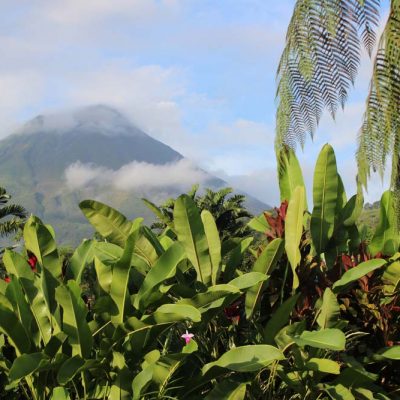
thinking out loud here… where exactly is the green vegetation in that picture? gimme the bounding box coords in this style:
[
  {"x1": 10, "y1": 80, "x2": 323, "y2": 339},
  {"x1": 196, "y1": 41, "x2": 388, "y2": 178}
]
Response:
[
  {"x1": 276, "y1": 0, "x2": 400, "y2": 203},
  {"x1": 358, "y1": 203, "x2": 380, "y2": 241},
  {"x1": 0, "y1": 186, "x2": 27, "y2": 246},
  {"x1": 0, "y1": 144, "x2": 399, "y2": 399},
  {"x1": 143, "y1": 186, "x2": 253, "y2": 240}
]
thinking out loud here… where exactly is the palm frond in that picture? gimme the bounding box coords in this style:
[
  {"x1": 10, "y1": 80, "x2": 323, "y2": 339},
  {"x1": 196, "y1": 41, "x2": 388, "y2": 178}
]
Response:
[
  {"x1": 0, "y1": 204, "x2": 27, "y2": 219},
  {"x1": 0, "y1": 219, "x2": 24, "y2": 237},
  {"x1": 276, "y1": 0, "x2": 380, "y2": 150}
]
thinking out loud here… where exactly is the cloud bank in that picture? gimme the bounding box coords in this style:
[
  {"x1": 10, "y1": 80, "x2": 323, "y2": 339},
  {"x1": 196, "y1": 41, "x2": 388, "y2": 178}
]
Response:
[{"x1": 65, "y1": 158, "x2": 209, "y2": 191}]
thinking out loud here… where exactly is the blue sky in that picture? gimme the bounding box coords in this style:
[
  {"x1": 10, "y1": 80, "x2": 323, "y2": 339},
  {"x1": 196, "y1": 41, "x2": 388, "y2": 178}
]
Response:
[{"x1": 0, "y1": 0, "x2": 390, "y2": 205}]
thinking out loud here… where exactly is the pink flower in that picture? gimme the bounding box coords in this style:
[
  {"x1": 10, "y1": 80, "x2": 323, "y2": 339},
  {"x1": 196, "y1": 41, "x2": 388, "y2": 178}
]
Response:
[{"x1": 181, "y1": 330, "x2": 194, "y2": 345}]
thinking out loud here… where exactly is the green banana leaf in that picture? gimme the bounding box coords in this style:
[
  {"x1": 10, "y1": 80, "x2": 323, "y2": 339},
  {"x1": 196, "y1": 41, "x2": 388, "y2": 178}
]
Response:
[
  {"x1": 118, "y1": 318, "x2": 172, "y2": 357},
  {"x1": 5, "y1": 279, "x2": 34, "y2": 340},
  {"x1": 132, "y1": 365, "x2": 153, "y2": 400},
  {"x1": 245, "y1": 238, "x2": 284, "y2": 318},
  {"x1": 223, "y1": 237, "x2": 253, "y2": 281},
  {"x1": 379, "y1": 346, "x2": 400, "y2": 360},
  {"x1": 50, "y1": 387, "x2": 71, "y2": 400},
  {"x1": 24, "y1": 217, "x2": 62, "y2": 330},
  {"x1": 3, "y1": 250, "x2": 52, "y2": 344},
  {"x1": 332, "y1": 259, "x2": 387, "y2": 293},
  {"x1": 263, "y1": 293, "x2": 300, "y2": 345},
  {"x1": 0, "y1": 301, "x2": 31, "y2": 354},
  {"x1": 247, "y1": 214, "x2": 269, "y2": 233},
  {"x1": 369, "y1": 191, "x2": 399, "y2": 256},
  {"x1": 201, "y1": 210, "x2": 222, "y2": 285},
  {"x1": 228, "y1": 272, "x2": 268, "y2": 290},
  {"x1": 23, "y1": 215, "x2": 61, "y2": 277},
  {"x1": 109, "y1": 368, "x2": 132, "y2": 400},
  {"x1": 316, "y1": 288, "x2": 340, "y2": 329},
  {"x1": 55, "y1": 281, "x2": 93, "y2": 358},
  {"x1": 382, "y1": 261, "x2": 400, "y2": 293},
  {"x1": 110, "y1": 228, "x2": 139, "y2": 323},
  {"x1": 94, "y1": 256, "x2": 113, "y2": 294},
  {"x1": 202, "y1": 345, "x2": 284, "y2": 375},
  {"x1": 340, "y1": 193, "x2": 364, "y2": 227},
  {"x1": 66, "y1": 239, "x2": 95, "y2": 284},
  {"x1": 142, "y1": 198, "x2": 175, "y2": 230},
  {"x1": 294, "y1": 328, "x2": 346, "y2": 351},
  {"x1": 94, "y1": 241, "x2": 123, "y2": 262},
  {"x1": 323, "y1": 384, "x2": 355, "y2": 400},
  {"x1": 278, "y1": 148, "x2": 307, "y2": 208},
  {"x1": 205, "y1": 381, "x2": 247, "y2": 400},
  {"x1": 305, "y1": 358, "x2": 340, "y2": 375},
  {"x1": 79, "y1": 199, "x2": 133, "y2": 247},
  {"x1": 285, "y1": 186, "x2": 305, "y2": 289},
  {"x1": 57, "y1": 356, "x2": 85, "y2": 384},
  {"x1": 174, "y1": 194, "x2": 213, "y2": 285},
  {"x1": 145, "y1": 304, "x2": 201, "y2": 324},
  {"x1": 135, "y1": 242, "x2": 185, "y2": 311},
  {"x1": 311, "y1": 144, "x2": 338, "y2": 254},
  {"x1": 335, "y1": 174, "x2": 347, "y2": 216},
  {"x1": 178, "y1": 284, "x2": 241, "y2": 313},
  {"x1": 9, "y1": 352, "x2": 50, "y2": 382}
]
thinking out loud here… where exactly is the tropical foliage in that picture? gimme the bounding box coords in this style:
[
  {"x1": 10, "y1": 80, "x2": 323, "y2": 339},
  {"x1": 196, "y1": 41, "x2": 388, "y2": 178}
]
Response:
[
  {"x1": 276, "y1": 0, "x2": 400, "y2": 197},
  {"x1": 143, "y1": 186, "x2": 252, "y2": 240},
  {"x1": 0, "y1": 144, "x2": 399, "y2": 399},
  {"x1": 0, "y1": 186, "x2": 27, "y2": 240}
]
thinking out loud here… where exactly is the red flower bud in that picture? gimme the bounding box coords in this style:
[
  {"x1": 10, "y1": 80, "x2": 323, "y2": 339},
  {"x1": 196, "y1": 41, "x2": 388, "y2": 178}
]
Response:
[
  {"x1": 224, "y1": 301, "x2": 241, "y2": 325},
  {"x1": 28, "y1": 254, "x2": 38, "y2": 271},
  {"x1": 4, "y1": 277, "x2": 10, "y2": 283}
]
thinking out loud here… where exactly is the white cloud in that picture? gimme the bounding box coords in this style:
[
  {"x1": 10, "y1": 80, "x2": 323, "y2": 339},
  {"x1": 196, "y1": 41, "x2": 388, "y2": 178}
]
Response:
[
  {"x1": 65, "y1": 158, "x2": 208, "y2": 191},
  {"x1": 225, "y1": 168, "x2": 280, "y2": 206},
  {"x1": 62, "y1": 66, "x2": 276, "y2": 171},
  {"x1": 0, "y1": 0, "x2": 389, "y2": 207},
  {"x1": 65, "y1": 162, "x2": 108, "y2": 189},
  {"x1": 40, "y1": 0, "x2": 181, "y2": 26},
  {"x1": 178, "y1": 119, "x2": 275, "y2": 173},
  {"x1": 65, "y1": 64, "x2": 186, "y2": 142},
  {"x1": 0, "y1": 71, "x2": 45, "y2": 133}
]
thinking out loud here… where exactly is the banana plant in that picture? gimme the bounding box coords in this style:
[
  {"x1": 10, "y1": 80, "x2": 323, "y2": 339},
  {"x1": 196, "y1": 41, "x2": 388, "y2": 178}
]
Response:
[{"x1": 1, "y1": 145, "x2": 399, "y2": 398}]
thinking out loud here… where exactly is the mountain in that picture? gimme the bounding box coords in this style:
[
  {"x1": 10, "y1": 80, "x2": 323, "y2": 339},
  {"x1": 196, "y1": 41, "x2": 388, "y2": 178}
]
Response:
[{"x1": 0, "y1": 105, "x2": 270, "y2": 245}]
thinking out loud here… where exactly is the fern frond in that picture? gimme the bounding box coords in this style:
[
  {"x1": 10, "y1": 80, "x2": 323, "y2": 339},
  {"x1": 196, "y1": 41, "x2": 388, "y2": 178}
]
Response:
[
  {"x1": 276, "y1": 0, "x2": 381, "y2": 150},
  {"x1": 356, "y1": 1, "x2": 400, "y2": 193}
]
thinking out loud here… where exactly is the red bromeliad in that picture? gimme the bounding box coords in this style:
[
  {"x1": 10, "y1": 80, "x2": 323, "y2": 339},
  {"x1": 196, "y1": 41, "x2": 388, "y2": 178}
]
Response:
[{"x1": 264, "y1": 201, "x2": 288, "y2": 241}]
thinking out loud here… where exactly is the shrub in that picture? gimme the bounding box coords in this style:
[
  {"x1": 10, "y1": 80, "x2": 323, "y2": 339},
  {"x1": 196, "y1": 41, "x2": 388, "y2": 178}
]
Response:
[{"x1": 0, "y1": 144, "x2": 399, "y2": 399}]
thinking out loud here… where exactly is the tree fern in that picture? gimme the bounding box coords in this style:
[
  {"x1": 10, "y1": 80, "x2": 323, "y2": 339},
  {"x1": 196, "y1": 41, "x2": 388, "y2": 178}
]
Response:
[
  {"x1": 277, "y1": 0, "x2": 400, "y2": 214},
  {"x1": 276, "y1": 0, "x2": 380, "y2": 150},
  {"x1": 357, "y1": 1, "x2": 400, "y2": 195}
]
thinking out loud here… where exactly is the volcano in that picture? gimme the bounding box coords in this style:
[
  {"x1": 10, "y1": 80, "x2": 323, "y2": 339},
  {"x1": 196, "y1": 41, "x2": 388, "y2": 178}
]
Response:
[{"x1": 0, "y1": 105, "x2": 269, "y2": 245}]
